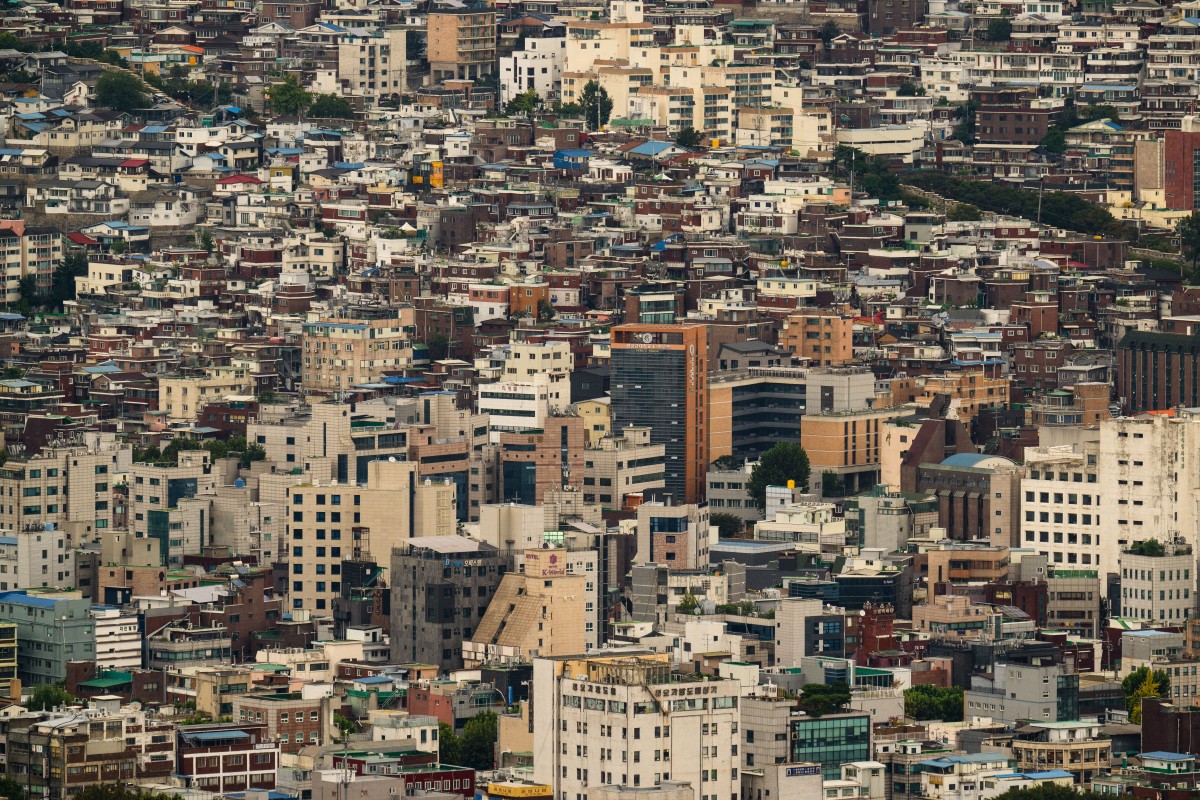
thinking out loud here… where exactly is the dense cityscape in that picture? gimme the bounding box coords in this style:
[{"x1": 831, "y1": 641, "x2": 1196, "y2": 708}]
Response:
[{"x1": 0, "y1": 0, "x2": 1197, "y2": 800}]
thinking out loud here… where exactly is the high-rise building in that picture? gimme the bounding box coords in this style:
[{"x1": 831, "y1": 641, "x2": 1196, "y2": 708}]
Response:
[
  {"x1": 611, "y1": 324, "x2": 708, "y2": 504},
  {"x1": 1164, "y1": 116, "x2": 1200, "y2": 211},
  {"x1": 286, "y1": 458, "x2": 456, "y2": 613},
  {"x1": 498, "y1": 414, "x2": 586, "y2": 504},
  {"x1": 0, "y1": 435, "x2": 131, "y2": 586},
  {"x1": 531, "y1": 652, "x2": 741, "y2": 800},
  {"x1": 390, "y1": 536, "x2": 507, "y2": 672},
  {"x1": 428, "y1": 8, "x2": 497, "y2": 82}
]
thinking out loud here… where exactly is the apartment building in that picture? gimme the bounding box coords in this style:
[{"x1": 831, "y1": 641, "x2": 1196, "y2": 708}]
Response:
[
  {"x1": 1010, "y1": 721, "x2": 1110, "y2": 783},
  {"x1": 300, "y1": 312, "x2": 415, "y2": 395},
  {"x1": 5, "y1": 698, "x2": 177, "y2": 800},
  {"x1": 780, "y1": 309, "x2": 857, "y2": 366},
  {"x1": 285, "y1": 458, "x2": 456, "y2": 613},
  {"x1": 532, "y1": 652, "x2": 741, "y2": 800},
  {"x1": 333, "y1": 27, "x2": 406, "y2": 108},
  {"x1": 802, "y1": 407, "x2": 901, "y2": 497},
  {"x1": 0, "y1": 435, "x2": 130, "y2": 578},
  {"x1": 159, "y1": 366, "x2": 255, "y2": 422},
  {"x1": 428, "y1": 8, "x2": 497, "y2": 82},
  {"x1": 0, "y1": 590, "x2": 95, "y2": 685},
  {"x1": 248, "y1": 402, "x2": 408, "y2": 485},
  {"x1": 611, "y1": 324, "x2": 709, "y2": 504},
  {"x1": 231, "y1": 691, "x2": 324, "y2": 752},
  {"x1": 176, "y1": 723, "x2": 278, "y2": 794},
  {"x1": 964, "y1": 658, "x2": 1079, "y2": 723},
  {"x1": 479, "y1": 374, "x2": 568, "y2": 436},
  {"x1": 128, "y1": 450, "x2": 219, "y2": 569},
  {"x1": 0, "y1": 221, "x2": 62, "y2": 303}
]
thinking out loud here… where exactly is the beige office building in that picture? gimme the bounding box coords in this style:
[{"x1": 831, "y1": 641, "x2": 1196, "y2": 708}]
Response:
[
  {"x1": 464, "y1": 547, "x2": 588, "y2": 665},
  {"x1": 583, "y1": 426, "x2": 665, "y2": 511},
  {"x1": 284, "y1": 459, "x2": 455, "y2": 613}
]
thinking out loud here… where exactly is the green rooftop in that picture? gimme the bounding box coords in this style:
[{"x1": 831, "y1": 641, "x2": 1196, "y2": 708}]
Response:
[{"x1": 78, "y1": 671, "x2": 133, "y2": 689}]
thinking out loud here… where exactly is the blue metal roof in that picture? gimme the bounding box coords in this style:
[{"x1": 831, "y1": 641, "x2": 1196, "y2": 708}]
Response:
[
  {"x1": 0, "y1": 591, "x2": 58, "y2": 608},
  {"x1": 629, "y1": 140, "x2": 675, "y2": 156},
  {"x1": 354, "y1": 675, "x2": 394, "y2": 685},
  {"x1": 940, "y1": 453, "x2": 993, "y2": 468},
  {"x1": 1142, "y1": 752, "x2": 1194, "y2": 761}
]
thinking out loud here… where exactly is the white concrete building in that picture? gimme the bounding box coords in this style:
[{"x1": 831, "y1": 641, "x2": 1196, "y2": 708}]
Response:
[
  {"x1": 478, "y1": 373, "x2": 568, "y2": 436},
  {"x1": 1020, "y1": 443, "x2": 1103, "y2": 569},
  {"x1": 500, "y1": 37, "x2": 567, "y2": 105},
  {"x1": 532, "y1": 652, "x2": 740, "y2": 800},
  {"x1": 1119, "y1": 543, "x2": 1194, "y2": 623},
  {"x1": 92, "y1": 606, "x2": 143, "y2": 671}
]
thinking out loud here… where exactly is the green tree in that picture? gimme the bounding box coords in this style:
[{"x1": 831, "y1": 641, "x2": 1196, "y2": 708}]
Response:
[
  {"x1": 1128, "y1": 538, "x2": 1167, "y2": 557},
  {"x1": 1079, "y1": 104, "x2": 1120, "y2": 122},
  {"x1": 579, "y1": 80, "x2": 613, "y2": 128},
  {"x1": 309, "y1": 94, "x2": 355, "y2": 119},
  {"x1": 677, "y1": 592, "x2": 700, "y2": 614},
  {"x1": 555, "y1": 101, "x2": 584, "y2": 117},
  {"x1": 240, "y1": 444, "x2": 267, "y2": 466},
  {"x1": 986, "y1": 17, "x2": 1012, "y2": 41},
  {"x1": 427, "y1": 333, "x2": 451, "y2": 361},
  {"x1": 98, "y1": 50, "x2": 128, "y2": 68},
  {"x1": 1040, "y1": 126, "x2": 1066, "y2": 156},
  {"x1": 0, "y1": 33, "x2": 35, "y2": 52},
  {"x1": 460, "y1": 710, "x2": 499, "y2": 770},
  {"x1": 947, "y1": 202, "x2": 982, "y2": 222},
  {"x1": 95, "y1": 71, "x2": 148, "y2": 113},
  {"x1": 710, "y1": 512, "x2": 743, "y2": 538},
  {"x1": 818, "y1": 20, "x2": 841, "y2": 47},
  {"x1": 16, "y1": 274, "x2": 39, "y2": 313},
  {"x1": 904, "y1": 684, "x2": 964, "y2": 722},
  {"x1": 505, "y1": 88, "x2": 541, "y2": 117},
  {"x1": 675, "y1": 127, "x2": 703, "y2": 147},
  {"x1": 953, "y1": 99, "x2": 978, "y2": 144},
  {"x1": 537, "y1": 298, "x2": 556, "y2": 321},
  {"x1": 27, "y1": 684, "x2": 75, "y2": 711},
  {"x1": 110, "y1": 239, "x2": 128, "y2": 255},
  {"x1": 406, "y1": 29, "x2": 426, "y2": 61},
  {"x1": 51, "y1": 251, "x2": 88, "y2": 307},
  {"x1": 821, "y1": 471, "x2": 847, "y2": 497},
  {"x1": 711, "y1": 455, "x2": 741, "y2": 471},
  {"x1": 438, "y1": 722, "x2": 462, "y2": 765},
  {"x1": 988, "y1": 784, "x2": 1112, "y2": 800},
  {"x1": 69, "y1": 785, "x2": 182, "y2": 800},
  {"x1": 747, "y1": 442, "x2": 812, "y2": 509},
  {"x1": 0, "y1": 776, "x2": 27, "y2": 800},
  {"x1": 268, "y1": 76, "x2": 312, "y2": 116},
  {"x1": 197, "y1": 230, "x2": 214, "y2": 253},
  {"x1": 1122, "y1": 665, "x2": 1170, "y2": 722},
  {"x1": 1178, "y1": 212, "x2": 1200, "y2": 282},
  {"x1": 333, "y1": 712, "x2": 356, "y2": 739},
  {"x1": 897, "y1": 81, "x2": 924, "y2": 97},
  {"x1": 798, "y1": 682, "x2": 851, "y2": 717}
]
